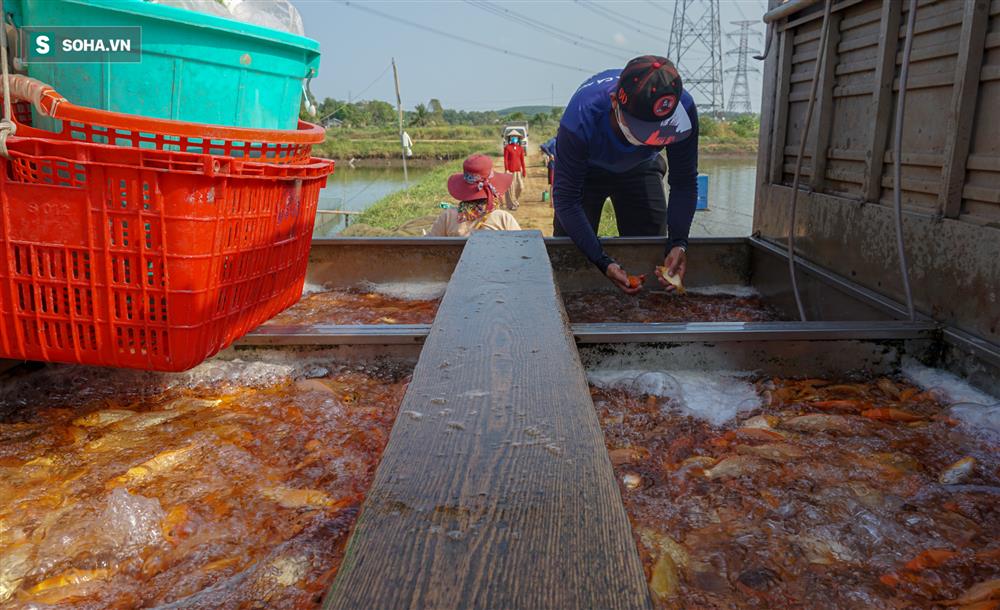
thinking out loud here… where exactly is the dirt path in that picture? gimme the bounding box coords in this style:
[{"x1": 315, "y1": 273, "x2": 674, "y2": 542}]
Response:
[{"x1": 507, "y1": 146, "x2": 554, "y2": 236}]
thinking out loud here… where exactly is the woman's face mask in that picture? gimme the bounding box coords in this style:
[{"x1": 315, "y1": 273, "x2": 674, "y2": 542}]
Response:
[{"x1": 511, "y1": 137, "x2": 519, "y2": 144}]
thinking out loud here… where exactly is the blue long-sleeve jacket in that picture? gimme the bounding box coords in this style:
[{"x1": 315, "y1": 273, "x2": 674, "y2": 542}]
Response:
[
  {"x1": 553, "y1": 69, "x2": 699, "y2": 272},
  {"x1": 540, "y1": 137, "x2": 557, "y2": 158}
]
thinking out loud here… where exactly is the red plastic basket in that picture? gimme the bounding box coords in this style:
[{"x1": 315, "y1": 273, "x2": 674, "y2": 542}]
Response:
[
  {"x1": 0, "y1": 136, "x2": 334, "y2": 371},
  {"x1": 6, "y1": 75, "x2": 325, "y2": 164}
]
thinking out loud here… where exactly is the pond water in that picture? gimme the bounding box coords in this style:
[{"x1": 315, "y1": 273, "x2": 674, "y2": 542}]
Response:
[
  {"x1": 312, "y1": 157, "x2": 758, "y2": 238},
  {"x1": 314, "y1": 165, "x2": 432, "y2": 237},
  {"x1": 688, "y1": 156, "x2": 758, "y2": 239}
]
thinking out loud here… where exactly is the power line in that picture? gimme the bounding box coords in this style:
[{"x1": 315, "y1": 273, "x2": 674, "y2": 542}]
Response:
[
  {"x1": 669, "y1": 0, "x2": 726, "y2": 115},
  {"x1": 317, "y1": 62, "x2": 392, "y2": 122},
  {"x1": 343, "y1": 1, "x2": 594, "y2": 74},
  {"x1": 644, "y1": 0, "x2": 674, "y2": 16},
  {"x1": 465, "y1": 0, "x2": 637, "y2": 61},
  {"x1": 726, "y1": 20, "x2": 760, "y2": 113},
  {"x1": 575, "y1": 1, "x2": 667, "y2": 44}
]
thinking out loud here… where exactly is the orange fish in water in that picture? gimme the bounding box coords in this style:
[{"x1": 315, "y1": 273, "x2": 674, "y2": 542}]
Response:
[
  {"x1": 861, "y1": 408, "x2": 923, "y2": 423},
  {"x1": 162, "y1": 504, "x2": 191, "y2": 545},
  {"x1": 904, "y1": 548, "x2": 958, "y2": 571},
  {"x1": 811, "y1": 399, "x2": 871, "y2": 412},
  {"x1": 879, "y1": 573, "x2": 900, "y2": 587}
]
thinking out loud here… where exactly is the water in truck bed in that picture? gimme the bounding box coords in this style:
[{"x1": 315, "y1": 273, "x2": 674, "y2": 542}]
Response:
[
  {"x1": 0, "y1": 358, "x2": 410, "y2": 608},
  {"x1": 590, "y1": 371, "x2": 1000, "y2": 608}
]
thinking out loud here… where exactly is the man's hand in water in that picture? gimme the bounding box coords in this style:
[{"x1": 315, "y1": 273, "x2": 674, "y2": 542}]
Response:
[
  {"x1": 656, "y1": 246, "x2": 687, "y2": 292},
  {"x1": 606, "y1": 263, "x2": 642, "y2": 295}
]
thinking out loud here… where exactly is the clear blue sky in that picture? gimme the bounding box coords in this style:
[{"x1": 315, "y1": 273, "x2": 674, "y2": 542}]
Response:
[{"x1": 295, "y1": 1, "x2": 767, "y2": 113}]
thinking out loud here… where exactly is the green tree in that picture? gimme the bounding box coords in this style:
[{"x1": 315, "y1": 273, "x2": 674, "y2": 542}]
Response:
[
  {"x1": 428, "y1": 98, "x2": 445, "y2": 125},
  {"x1": 411, "y1": 103, "x2": 431, "y2": 126},
  {"x1": 699, "y1": 115, "x2": 720, "y2": 138},
  {"x1": 530, "y1": 111, "x2": 550, "y2": 129},
  {"x1": 731, "y1": 114, "x2": 760, "y2": 139}
]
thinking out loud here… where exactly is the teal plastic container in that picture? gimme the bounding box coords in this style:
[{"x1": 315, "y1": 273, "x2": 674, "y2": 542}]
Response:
[{"x1": 17, "y1": 0, "x2": 320, "y2": 130}]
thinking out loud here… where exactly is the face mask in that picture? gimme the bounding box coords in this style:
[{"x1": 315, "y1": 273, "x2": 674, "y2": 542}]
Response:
[{"x1": 613, "y1": 100, "x2": 645, "y2": 147}]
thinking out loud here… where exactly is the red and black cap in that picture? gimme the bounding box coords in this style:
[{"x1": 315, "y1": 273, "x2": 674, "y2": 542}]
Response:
[{"x1": 614, "y1": 55, "x2": 684, "y2": 146}]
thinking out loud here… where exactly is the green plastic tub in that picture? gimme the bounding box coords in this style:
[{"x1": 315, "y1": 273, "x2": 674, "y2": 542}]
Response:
[{"x1": 16, "y1": 0, "x2": 320, "y2": 130}]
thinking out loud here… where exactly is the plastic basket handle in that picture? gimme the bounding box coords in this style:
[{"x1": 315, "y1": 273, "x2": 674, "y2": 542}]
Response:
[
  {"x1": 6, "y1": 75, "x2": 61, "y2": 117},
  {"x1": 3, "y1": 74, "x2": 325, "y2": 144}
]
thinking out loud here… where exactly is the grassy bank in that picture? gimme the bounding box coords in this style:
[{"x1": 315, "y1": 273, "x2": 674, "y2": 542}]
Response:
[
  {"x1": 343, "y1": 160, "x2": 463, "y2": 235},
  {"x1": 319, "y1": 124, "x2": 755, "y2": 160},
  {"x1": 342, "y1": 158, "x2": 622, "y2": 237},
  {"x1": 317, "y1": 125, "x2": 502, "y2": 161}
]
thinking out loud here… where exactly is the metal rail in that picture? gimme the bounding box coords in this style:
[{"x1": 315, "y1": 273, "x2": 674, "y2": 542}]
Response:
[
  {"x1": 572, "y1": 321, "x2": 937, "y2": 343},
  {"x1": 238, "y1": 324, "x2": 429, "y2": 345},
  {"x1": 239, "y1": 321, "x2": 938, "y2": 347}
]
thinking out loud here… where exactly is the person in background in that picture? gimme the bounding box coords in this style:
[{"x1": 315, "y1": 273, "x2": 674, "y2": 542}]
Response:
[
  {"x1": 402, "y1": 130, "x2": 414, "y2": 157},
  {"x1": 503, "y1": 134, "x2": 527, "y2": 210},
  {"x1": 429, "y1": 154, "x2": 522, "y2": 236},
  {"x1": 553, "y1": 55, "x2": 698, "y2": 295},
  {"x1": 540, "y1": 136, "x2": 557, "y2": 204}
]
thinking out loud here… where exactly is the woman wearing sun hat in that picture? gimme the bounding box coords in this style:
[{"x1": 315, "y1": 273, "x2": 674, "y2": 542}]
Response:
[{"x1": 429, "y1": 154, "x2": 522, "y2": 236}]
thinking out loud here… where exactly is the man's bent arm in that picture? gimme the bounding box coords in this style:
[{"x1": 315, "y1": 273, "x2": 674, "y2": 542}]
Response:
[{"x1": 553, "y1": 126, "x2": 614, "y2": 272}]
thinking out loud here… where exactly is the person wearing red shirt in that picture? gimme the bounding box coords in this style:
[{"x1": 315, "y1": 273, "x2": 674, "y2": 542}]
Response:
[{"x1": 503, "y1": 135, "x2": 527, "y2": 210}]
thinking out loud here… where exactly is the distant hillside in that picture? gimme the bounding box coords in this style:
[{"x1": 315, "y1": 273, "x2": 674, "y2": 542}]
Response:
[{"x1": 497, "y1": 105, "x2": 557, "y2": 116}]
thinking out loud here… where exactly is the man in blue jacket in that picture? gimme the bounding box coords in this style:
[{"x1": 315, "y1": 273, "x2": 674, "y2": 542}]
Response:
[{"x1": 553, "y1": 55, "x2": 698, "y2": 294}]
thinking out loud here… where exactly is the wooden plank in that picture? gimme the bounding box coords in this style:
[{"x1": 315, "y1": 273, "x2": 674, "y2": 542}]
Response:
[
  {"x1": 811, "y1": 12, "x2": 843, "y2": 191},
  {"x1": 892, "y1": 72, "x2": 957, "y2": 91},
  {"x1": 828, "y1": 147, "x2": 867, "y2": 161},
  {"x1": 770, "y1": 27, "x2": 795, "y2": 184},
  {"x1": 864, "y1": 0, "x2": 903, "y2": 202},
  {"x1": 883, "y1": 151, "x2": 944, "y2": 167},
  {"x1": 793, "y1": 28, "x2": 822, "y2": 45},
  {"x1": 982, "y1": 65, "x2": 1000, "y2": 82},
  {"x1": 323, "y1": 231, "x2": 651, "y2": 610},
  {"x1": 832, "y1": 83, "x2": 873, "y2": 97},
  {"x1": 840, "y1": 6, "x2": 883, "y2": 31},
  {"x1": 783, "y1": 0, "x2": 865, "y2": 30},
  {"x1": 940, "y1": 0, "x2": 990, "y2": 218},
  {"x1": 896, "y1": 40, "x2": 959, "y2": 64},
  {"x1": 792, "y1": 48, "x2": 820, "y2": 64},
  {"x1": 837, "y1": 32, "x2": 879, "y2": 53},
  {"x1": 963, "y1": 184, "x2": 1000, "y2": 204},
  {"x1": 834, "y1": 57, "x2": 875, "y2": 76},
  {"x1": 880, "y1": 174, "x2": 943, "y2": 195},
  {"x1": 967, "y1": 154, "x2": 1000, "y2": 172}
]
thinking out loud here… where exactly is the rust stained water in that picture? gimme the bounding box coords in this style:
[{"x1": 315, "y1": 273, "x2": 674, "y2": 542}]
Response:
[
  {"x1": 267, "y1": 290, "x2": 440, "y2": 326},
  {"x1": 0, "y1": 361, "x2": 410, "y2": 608},
  {"x1": 564, "y1": 290, "x2": 784, "y2": 323},
  {"x1": 593, "y1": 377, "x2": 1000, "y2": 609}
]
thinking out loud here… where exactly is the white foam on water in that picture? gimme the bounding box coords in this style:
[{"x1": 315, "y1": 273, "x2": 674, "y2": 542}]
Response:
[
  {"x1": 588, "y1": 369, "x2": 761, "y2": 427},
  {"x1": 901, "y1": 358, "x2": 997, "y2": 405},
  {"x1": 362, "y1": 281, "x2": 449, "y2": 301},
  {"x1": 301, "y1": 282, "x2": 327, "y2": 296},
  {"x1": 686, "y1": 284, "x2": 761, "y2": 298},
  {"x1": 103, "y1": 487, "x2": 166, "y2": 552},
  {"x1": 901, "y1": 358, "x2": 1000, "y2": 442}
]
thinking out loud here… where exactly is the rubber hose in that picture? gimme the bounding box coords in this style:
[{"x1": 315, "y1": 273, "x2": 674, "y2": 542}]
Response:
[
  {"x1": 786, "y1": 0, "x2": 833, "y2": 322},
  {"x1": 893, "y1": 0, "x2": 918, "y2": 321}
]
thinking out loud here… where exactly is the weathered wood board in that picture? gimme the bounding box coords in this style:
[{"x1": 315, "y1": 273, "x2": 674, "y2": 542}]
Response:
[{"x1": 324, "y1": 230, "x2": 651, "y2": 610}]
